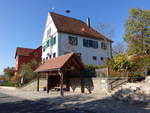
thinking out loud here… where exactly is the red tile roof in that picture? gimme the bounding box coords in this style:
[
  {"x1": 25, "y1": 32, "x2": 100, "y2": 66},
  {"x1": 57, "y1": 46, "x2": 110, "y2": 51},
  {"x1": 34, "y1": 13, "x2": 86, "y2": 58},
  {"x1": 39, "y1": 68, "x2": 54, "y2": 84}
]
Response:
[
  {"x1": 15, "y1": 46, "x2": 42, "y2": 58},
  {"x1": 15, "y1": 47, "x2": 35, "y2": 58},
  {"x1": 50, "y1": 12, "x2": 113, "y2": 42},
  {"x1": 35, "y1": 53, "x2": 75, "y2": 72},
  {"x1": 31, "y1": 46, "x2": 42, "y2": 54}
]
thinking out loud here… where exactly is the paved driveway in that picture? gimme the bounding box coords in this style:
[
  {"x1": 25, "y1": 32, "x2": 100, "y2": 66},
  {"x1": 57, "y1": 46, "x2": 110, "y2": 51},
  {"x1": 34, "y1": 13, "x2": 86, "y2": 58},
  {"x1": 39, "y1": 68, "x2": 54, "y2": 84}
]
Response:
[{"x1": 0, "y1": 88, "x2": 149, "y2": 113}]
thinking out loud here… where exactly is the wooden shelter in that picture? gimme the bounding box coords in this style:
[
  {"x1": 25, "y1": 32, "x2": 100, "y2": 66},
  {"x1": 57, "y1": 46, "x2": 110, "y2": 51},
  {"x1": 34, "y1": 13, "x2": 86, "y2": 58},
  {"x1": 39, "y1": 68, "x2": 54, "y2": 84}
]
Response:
[{"x1": 35, "y1": 52, "x2": 85, "y2": 96}]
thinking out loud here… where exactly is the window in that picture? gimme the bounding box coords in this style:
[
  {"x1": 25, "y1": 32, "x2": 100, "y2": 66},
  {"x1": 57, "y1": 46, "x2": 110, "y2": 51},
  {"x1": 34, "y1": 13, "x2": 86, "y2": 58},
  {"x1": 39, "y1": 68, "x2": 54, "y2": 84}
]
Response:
[
  {"x1": 83, "y1": 39, "x2": 89, "y2": 47},
  {"x1": 101, "y1": 42, "x2": 107, "y2": 49},
  {"x1": 53, "y1": 53, "x2": 56, "y2": 58},
  {"x1": 68, "y1": 36, "x2": 78, "y2": 45},
  {"x1": 50, "y1": 36, "x2": 56, "y2": 46},
  {"x1": 49, "y1": 55, "x2": 51, "y2": 59},
  {"x1": 34, "y1": 52, "x2": 38, "y2": 57},
  {"x1": 46, "y1": 40, "x2": 49, "y2": 47},
  {"x1": 89, "y1": 40, "x2": 93, "y2": 47},
  {"x1": 47, "y1": 28, "x2": 51, "y2": 37},
  {"x1": 100, "y1": 57, "x2": 104, "y2": 61},
  {"x1": 93, "y1": 41, "x2": 98, "y2": 48},
  {"x1": 46, "y1": 57, "x2": 48, "y2": 60},
  {"x1": 42, "y1": 45, "x2": 46, "y2": 52},
  {"x1": 93, "y1": 56, "x2": 97, "y2": 60},
  {"x1": 83, "y1": 39, "x2": 98, "y2": 48},
  {"x1": 53, "y1": 36, "x2": 56, "y2": 45}
]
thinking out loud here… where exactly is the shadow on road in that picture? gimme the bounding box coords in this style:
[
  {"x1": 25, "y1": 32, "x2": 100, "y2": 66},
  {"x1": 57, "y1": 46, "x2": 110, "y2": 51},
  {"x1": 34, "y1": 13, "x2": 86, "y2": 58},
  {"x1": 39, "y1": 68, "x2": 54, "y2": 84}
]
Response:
[{"x1": 0, "y1": 92, "x2": 149, "y2": 113}]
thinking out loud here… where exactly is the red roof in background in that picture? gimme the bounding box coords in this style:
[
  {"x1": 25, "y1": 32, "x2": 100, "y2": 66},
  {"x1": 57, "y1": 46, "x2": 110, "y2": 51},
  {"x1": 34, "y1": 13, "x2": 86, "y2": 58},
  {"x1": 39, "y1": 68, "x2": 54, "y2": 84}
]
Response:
[
  {"x1": 15, "y1": 47, "x2": 35, "y2": 58},
  {"x1": 31, "y1": 46, "x2": 42, "y2": 54},
  {"x1": 50, "y1": 12, "x2": 113, "y2": 42},
  {"x1": 35, "y1": 53, "x2": 75, "y2": 72},
  {"x1": 15, "y1": 46, "x2": 42, "y2": 58}
]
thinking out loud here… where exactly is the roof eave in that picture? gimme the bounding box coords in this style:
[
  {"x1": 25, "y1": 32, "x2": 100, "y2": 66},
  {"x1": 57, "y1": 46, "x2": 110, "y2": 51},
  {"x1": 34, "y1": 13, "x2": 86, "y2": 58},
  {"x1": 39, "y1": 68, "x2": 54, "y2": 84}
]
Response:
[
  {"x1": 58, "y1": 31, "x2": 113, "y2": 42},
  {"x1": 35, "y1": 68, "x2": 61, "y2": 73}
]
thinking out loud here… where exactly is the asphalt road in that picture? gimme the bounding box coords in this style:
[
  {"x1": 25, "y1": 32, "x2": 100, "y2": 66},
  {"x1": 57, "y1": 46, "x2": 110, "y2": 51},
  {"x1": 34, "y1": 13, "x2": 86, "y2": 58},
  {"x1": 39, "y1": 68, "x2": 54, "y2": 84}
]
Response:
[
  {"x1": 0, "y1": 92, "x2": 87, "y2": 113},
  {"x1": 0, "y1": 92, "x2": 149, "y2": 113}
]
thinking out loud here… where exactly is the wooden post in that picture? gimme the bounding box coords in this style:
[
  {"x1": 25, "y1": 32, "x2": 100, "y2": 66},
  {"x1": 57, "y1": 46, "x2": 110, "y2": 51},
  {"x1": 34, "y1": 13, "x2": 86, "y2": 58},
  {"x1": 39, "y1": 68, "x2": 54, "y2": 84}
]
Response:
[
  {"x1": 81, "y1": 77, "x2": 84, "y2": 93},
  {"x1": 37, "y1": 73, "x2": 40, "y2": 92},
  {"x1": 80, "y1": 71, "x2": 84, "y2": 93},
  {"x1": 46, "y1": 73, "x2": 49, "y2": 93},
  {"x1": 66, "y1": 79, "x2": 70, "y2": 91},
  {"x1": 59, "y1": 71, "x2": 64, "y2": 96}
]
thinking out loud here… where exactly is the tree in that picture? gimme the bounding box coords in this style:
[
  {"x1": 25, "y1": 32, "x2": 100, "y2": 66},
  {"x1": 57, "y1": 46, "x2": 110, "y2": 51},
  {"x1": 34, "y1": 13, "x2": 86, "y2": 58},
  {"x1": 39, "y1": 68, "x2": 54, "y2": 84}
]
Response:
[
  {"x1": 3, "y1": 67, "x2": 15, "y2": 80},
  {"x1": 95, "y1": 22, "x2": 115, "y2": 40},
  {"x1": 124, "y1": 8, "x2": 150, "y2": 55},
  {"x1": 109, "y1": 54, "x2": 134, "y2": 73},
  {"x1": 21, "y1": 60, "x2": 39, "y2": 84},
  {"x1": 112, "y1": 41, "x2": 127, "y2": 56}
]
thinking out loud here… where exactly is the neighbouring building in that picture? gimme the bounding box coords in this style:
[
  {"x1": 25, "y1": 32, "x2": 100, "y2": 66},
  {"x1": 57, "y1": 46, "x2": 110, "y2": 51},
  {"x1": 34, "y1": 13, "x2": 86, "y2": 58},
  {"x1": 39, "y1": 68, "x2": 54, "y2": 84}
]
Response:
[
  {"x1": 15, "y1": 46, "x2": 42, "y2": 73},
  {"x1": 42, "y1": 12, "x2": 113, "y2": 65}
]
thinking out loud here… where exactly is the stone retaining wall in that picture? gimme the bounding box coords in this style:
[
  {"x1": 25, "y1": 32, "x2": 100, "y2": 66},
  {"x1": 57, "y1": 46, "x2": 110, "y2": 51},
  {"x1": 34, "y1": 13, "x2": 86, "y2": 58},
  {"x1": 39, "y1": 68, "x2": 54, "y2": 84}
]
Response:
[
  {"x1": 21, "y1": 78, "x2": 47, "y2": 91},
  {"x1": 20, "y1": 77, "x2": 108, "y2": 94},
  {"x1": 69, "y1": 77, "x2": 108, "y2": 94}
]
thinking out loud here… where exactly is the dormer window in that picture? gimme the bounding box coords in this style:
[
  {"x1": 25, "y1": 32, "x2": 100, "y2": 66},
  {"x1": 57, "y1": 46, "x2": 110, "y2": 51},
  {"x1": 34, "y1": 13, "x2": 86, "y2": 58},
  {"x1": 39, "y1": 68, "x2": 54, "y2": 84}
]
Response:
[{"x1": 68, "y1": 36, "x2": 78, "y2": 45}]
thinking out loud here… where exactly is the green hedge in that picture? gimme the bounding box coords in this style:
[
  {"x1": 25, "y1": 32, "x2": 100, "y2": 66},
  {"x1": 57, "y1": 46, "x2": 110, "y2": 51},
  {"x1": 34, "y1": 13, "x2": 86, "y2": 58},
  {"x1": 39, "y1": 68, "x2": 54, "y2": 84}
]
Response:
[{"x1": 0, "y1": 81, "x2": 16, "y2": 87}]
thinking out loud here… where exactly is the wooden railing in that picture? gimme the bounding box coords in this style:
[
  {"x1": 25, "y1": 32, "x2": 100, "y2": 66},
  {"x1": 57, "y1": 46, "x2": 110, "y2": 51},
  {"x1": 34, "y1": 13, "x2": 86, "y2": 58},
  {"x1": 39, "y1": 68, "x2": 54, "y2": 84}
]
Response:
[{"x1": 108, "y1": 77, "x2": 128, "y2": 90}]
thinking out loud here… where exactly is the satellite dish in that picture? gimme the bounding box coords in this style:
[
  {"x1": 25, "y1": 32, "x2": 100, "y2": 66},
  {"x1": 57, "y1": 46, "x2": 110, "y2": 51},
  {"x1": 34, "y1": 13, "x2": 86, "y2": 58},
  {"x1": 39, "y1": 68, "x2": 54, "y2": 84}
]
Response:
[{"x1": 66, "y1": 10, "x2": 71, "y2": 13}]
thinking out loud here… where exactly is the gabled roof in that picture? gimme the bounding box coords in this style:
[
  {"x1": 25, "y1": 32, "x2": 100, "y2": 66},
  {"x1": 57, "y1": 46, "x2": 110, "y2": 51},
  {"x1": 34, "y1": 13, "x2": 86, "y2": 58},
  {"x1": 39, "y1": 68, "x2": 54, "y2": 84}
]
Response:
[
  {"x1": 15, "y1": 46, "x2": 42, "y2": 58},
  {"x1": 35, "y1": 52, "x2": 83, "y2": 72},
  {"x1": 30, "y1": 46, "x2": 42, "y2": 54},
  {"x1": 50, "y1": 12, "x2": 113, "y2": 42},
  {"x1": 15, "y1": 47, "x2": 35, "y2": 58}
]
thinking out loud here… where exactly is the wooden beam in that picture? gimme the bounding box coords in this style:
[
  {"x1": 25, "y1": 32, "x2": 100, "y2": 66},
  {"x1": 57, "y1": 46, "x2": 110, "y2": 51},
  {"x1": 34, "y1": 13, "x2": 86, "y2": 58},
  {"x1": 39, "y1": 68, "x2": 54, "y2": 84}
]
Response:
[
  {"x1": 58, "y1": 71, "x2": 64, "y2": 96},
  {"x1": 46, "y1": 72, "x2": 49, "y2": 93},
  {"x1": 37, "y1": 73, "x2": 40, "y2": 92},
  {"x1": 71, "y1": 58, "x2": 81, "y2": 70}
]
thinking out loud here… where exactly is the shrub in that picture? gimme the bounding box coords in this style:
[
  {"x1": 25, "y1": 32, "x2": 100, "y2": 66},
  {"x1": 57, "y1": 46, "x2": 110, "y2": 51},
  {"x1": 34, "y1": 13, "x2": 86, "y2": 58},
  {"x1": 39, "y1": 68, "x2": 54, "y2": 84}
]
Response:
[
  {"x1": 0, "y1": 81, "x2": 16, "y2": 87},
  {"x1": 109, "y1": 54, "x2": 135, "y2": 73},
  {"x1": 84, "y1": 64, "x2": 100, "y2": 69}
]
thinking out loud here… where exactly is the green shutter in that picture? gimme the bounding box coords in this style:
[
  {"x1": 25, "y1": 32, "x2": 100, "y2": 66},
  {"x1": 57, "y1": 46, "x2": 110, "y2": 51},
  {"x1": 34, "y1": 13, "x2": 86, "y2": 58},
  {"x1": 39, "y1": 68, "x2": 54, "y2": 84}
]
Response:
[
  {"x1": 49, "y1": 38, "x2": 52, "y2": 46},
  {"x1": 53, "y1": 37, "x2": 56, "y2": 45},
  {"x1": 47, "y1": 40, "x2": 49, "y2": 47},
  {"x1": 42, "y1": 45, "x2": 46, "y2": 52}
]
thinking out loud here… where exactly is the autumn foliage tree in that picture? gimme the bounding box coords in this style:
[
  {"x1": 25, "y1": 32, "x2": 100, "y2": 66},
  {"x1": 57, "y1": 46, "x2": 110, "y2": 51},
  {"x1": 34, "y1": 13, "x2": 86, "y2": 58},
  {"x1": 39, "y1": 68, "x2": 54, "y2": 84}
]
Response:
[
  {"x1": 109, "y1": 54, "x2": 134, "y2": 73},
  {"x1": 21, "y1": 59, "x2": 39, "y2": 84},
  {"x1": 3, "y1": 67, "x2": 15, "y2": 80}
]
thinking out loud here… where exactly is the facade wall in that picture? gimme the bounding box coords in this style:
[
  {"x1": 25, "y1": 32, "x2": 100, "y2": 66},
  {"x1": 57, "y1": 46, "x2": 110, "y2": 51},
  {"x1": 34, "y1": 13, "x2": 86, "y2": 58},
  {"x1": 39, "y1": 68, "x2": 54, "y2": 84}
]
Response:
[
  {"x1": 16, "y1": 56, "x2": 30, "y2": 72},
  {"x1": 42, "y1": 13, "x2": 58, "y2": 61},
  {"x1": 58, "y1": 32, "x2": 112, "y2": 65},
  {"x1": 16, "y1": 47, "x2": 42, "y2": 73}
]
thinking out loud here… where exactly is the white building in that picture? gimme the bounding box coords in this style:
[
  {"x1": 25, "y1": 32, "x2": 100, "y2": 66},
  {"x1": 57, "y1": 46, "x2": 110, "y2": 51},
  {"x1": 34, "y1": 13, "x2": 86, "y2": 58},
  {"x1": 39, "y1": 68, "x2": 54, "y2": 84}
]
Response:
[{"x1": 42, "y1": 12, "x2": 113, "y2": 65}]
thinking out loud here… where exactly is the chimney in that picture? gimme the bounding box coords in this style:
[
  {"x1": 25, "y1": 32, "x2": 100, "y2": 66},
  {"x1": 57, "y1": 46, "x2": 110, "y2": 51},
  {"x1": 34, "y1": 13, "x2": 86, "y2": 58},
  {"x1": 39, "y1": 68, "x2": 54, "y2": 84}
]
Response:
[{"x1": 86, "y1": 17, "x2": 90, "y2": 27}]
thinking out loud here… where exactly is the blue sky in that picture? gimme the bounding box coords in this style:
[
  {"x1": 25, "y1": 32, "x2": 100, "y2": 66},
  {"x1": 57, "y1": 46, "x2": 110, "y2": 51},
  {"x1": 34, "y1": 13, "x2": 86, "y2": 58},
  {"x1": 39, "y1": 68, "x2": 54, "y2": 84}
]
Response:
[{"x1": 0, "y1": 0, "x2": 149, "y2": 74}]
